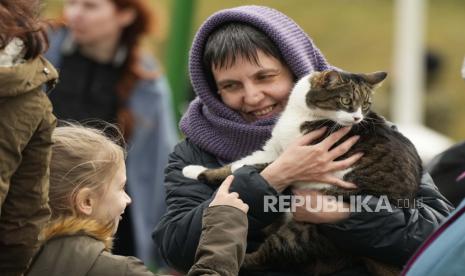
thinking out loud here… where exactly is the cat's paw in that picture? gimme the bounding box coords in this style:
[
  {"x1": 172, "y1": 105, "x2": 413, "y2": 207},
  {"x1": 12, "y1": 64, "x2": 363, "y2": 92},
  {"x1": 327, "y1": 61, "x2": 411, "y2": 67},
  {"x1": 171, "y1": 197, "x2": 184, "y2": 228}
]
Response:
[{"x1": 182, "y1": 165, "x2": 208, "y2": 180}]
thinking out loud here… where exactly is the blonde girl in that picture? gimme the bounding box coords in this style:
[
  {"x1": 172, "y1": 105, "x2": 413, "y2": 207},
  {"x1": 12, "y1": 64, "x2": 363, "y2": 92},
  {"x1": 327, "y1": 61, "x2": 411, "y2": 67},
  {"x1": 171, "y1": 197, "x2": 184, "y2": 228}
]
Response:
[{"x1": 27, "y1": 124, "x2": 248, "y2": 276}]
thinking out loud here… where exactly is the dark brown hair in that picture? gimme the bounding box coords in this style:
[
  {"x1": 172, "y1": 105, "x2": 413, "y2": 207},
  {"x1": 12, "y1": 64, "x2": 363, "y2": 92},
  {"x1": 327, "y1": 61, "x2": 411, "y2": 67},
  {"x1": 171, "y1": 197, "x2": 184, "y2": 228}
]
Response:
[
  {"x1": 0, "y1": 0, "x2": 49, "y2": 59},
  {"x1": 110, "y1": 0, "x2": 160, "y2": 139},
  {"x1": 203, "y1": 23, "x2": 287, "y2": 91}
]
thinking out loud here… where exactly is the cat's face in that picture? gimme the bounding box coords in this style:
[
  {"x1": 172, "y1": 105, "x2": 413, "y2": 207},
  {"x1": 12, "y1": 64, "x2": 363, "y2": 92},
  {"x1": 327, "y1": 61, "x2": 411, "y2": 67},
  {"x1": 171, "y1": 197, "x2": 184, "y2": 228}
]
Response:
[{"x1": 305, "y1": 70, "x2": 387, "y2": 126}]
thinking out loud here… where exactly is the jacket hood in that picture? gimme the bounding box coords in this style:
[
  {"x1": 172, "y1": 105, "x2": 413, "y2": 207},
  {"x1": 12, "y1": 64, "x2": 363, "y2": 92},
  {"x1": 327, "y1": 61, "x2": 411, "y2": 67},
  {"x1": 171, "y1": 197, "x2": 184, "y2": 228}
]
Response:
[
  {"x1": 0, "y1": 53, "x2": 58, "y2": 97},
  {"x1": 41, "y1": 217, "x2": 114, "y2": 251},
  {"x1": 188, "y1": 5, "x2": 331, "y2": 121},
  {"x1": 180, "y1": 5, "x2": 332, "y2": 161}
]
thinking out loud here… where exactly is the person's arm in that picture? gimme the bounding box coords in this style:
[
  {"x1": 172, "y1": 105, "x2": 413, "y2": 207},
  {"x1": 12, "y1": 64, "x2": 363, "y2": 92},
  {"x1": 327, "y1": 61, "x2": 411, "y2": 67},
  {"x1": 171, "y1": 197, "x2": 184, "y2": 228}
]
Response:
[
  {"x1": 0, "y1": 90, "x2": 54, "y2": 209},
  {"x1": 317, "y1": 172, "x2": 454, "y2": 266},
  {"x1": 0, "y1": 111, "x2": 23, "y2": 209},
  {"x1": 187, "y1": 206, "x2": 248, "y2": 276},
  {"x1": 188, "y1": 176, "x2": 248, "y2": 276},
  {"x1": 153, "y1": 140, "x2": 280, "y2": 272}
]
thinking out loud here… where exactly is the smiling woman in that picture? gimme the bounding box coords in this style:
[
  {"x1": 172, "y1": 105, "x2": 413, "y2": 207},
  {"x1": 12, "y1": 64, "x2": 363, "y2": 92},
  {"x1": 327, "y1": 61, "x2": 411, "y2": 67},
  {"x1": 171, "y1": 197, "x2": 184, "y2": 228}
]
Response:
[
  {"x1": 153, "y1": 7, "x2": 363, "y2": 273},
  {"x1": 204, "y1": 23, "x2": 294, "y2": 122},
  {"x1": 214, "y1": 51, "x2": 293, "y2": 122},
  {"x1": 153, "y1": 5, "x2": 453, "y2": 275}
]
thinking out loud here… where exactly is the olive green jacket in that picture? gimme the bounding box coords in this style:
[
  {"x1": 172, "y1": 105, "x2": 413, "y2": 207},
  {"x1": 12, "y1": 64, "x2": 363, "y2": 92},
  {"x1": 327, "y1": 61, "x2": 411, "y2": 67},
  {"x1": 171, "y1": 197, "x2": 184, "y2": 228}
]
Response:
[
  {"x1": 187, "y1": 206, "x2": 248, "y2": 276},
  {"x1": 0, "y1": 54, "x2": 58, "y2": 275},
  {"x1": 27, "y1": 206, "x2": 247, "y2": 276}
]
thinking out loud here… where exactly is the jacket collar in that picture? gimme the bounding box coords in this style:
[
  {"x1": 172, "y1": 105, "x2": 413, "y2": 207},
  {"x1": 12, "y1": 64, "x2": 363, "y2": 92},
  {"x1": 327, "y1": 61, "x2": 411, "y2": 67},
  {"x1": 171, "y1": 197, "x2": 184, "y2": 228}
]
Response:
[
  {"x1": 0, "y1": 54, "x2": 58, "y2": 97},
  {"x1": 41, "y1": 217, "x2": 114, "y2": 251}
]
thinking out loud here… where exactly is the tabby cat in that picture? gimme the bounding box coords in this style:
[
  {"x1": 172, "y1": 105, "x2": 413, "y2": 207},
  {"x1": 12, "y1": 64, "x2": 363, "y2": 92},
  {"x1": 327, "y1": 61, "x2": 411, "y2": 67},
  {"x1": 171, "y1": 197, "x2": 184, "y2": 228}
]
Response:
[{"x1": 183, "y1": 70, "x2": 422, "y2": 275}]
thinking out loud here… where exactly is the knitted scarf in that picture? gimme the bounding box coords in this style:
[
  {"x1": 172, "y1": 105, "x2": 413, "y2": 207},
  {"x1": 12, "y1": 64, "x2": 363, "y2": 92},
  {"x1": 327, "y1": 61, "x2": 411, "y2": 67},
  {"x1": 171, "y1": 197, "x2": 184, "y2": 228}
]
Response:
[{"x1": 180, "y1": 5, "x2": 331, "y2": 162}]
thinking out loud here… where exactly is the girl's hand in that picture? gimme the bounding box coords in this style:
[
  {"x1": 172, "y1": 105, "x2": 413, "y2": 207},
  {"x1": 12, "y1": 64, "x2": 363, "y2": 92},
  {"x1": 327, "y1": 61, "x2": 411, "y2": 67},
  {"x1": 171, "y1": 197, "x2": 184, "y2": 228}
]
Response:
[
  {"x1": 209, "y1": 175, "x2": 249, "y2": 214},
  {"x1": 261, "y1": 126, "x2": 362, "y2": 193},
  {"x1": 292, "y1": 189, "x2": 350, "y2": 224}
]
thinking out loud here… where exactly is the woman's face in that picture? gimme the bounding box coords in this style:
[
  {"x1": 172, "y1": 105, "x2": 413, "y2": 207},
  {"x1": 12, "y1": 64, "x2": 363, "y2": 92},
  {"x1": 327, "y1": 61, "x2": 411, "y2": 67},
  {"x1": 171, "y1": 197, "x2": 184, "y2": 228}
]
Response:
[
  {"x1": 91, "y1": 161, "x2": 131, "y2": 234},
  {"x1": 212, "y1": 50, "x2": 294, "y2": 122},
  {"x1": 64, "y1": 0, "x2": 130, "y2": 45}
]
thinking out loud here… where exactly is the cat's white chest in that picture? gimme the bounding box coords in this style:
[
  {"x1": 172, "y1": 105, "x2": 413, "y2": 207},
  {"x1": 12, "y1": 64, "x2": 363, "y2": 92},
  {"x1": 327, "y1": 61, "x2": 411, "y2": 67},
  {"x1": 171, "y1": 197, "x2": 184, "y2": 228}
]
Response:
[{"x1": 271, "y1": 109, "x2": 313, "y2": 149}]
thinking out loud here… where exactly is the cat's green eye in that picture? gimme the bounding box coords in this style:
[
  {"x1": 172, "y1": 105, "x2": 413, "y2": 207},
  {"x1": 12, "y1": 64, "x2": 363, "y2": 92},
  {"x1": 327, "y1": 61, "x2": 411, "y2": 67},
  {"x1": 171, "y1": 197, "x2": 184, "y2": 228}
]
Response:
[{"x1": 340, "y1": 97, "x2": 352, "y2": 106}]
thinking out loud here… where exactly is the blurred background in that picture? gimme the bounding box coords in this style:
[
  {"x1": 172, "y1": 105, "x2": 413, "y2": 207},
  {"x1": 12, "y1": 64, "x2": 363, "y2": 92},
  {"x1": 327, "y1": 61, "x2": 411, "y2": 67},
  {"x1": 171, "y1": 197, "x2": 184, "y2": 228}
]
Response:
[{"x1": 44, "y1": 0, "x2": 465, "y2": 157}]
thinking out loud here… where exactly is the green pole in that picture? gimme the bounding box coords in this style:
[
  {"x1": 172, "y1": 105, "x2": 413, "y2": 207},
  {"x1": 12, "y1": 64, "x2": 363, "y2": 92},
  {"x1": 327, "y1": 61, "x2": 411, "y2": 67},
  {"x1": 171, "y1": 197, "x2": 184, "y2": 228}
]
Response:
[{"x1": 165, "y1": 0, "x2": 197, "y2": 122}]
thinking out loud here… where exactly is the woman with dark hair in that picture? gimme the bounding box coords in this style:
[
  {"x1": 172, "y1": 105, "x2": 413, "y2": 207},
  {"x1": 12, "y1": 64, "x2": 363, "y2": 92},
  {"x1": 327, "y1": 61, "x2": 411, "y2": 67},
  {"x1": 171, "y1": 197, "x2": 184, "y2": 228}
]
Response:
[
  {"x1": 0, "y1": 0, "x2": 58, "y2": 274},
  {"x1": 154, "y1": 5, "x2": 453, "y2": 275},
  {"x1": 45, "y1": 0, "x2": 178, "y2": 268}
]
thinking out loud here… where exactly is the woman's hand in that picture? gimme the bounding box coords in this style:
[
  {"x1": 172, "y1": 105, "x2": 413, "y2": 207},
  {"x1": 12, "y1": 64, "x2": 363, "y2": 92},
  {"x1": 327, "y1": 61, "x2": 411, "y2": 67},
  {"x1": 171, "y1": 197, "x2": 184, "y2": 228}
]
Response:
[
  {"x1": 209, "y1": 175, "x2": 249, "y2": 213},
  {"x1": 260, "y1": 126, "x2": 362, "y2": 193},
  {"x1": 292, "y1": 189, "x2": 350, "y2": 224}
]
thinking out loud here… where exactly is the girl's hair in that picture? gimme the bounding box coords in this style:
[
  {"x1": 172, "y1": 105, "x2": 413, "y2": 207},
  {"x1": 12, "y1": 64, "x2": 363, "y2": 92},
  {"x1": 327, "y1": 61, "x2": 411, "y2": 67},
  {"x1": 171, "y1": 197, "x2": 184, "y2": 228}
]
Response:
[
  {"x1": 49, "y1": 123, "x2": 126, "y2": 220},
  {"x1": 0, "y1": 0, "x2": 49, "y2": 59},
  {"x1": 109, "y1": 0, "x2": 160, "y2": 139}
]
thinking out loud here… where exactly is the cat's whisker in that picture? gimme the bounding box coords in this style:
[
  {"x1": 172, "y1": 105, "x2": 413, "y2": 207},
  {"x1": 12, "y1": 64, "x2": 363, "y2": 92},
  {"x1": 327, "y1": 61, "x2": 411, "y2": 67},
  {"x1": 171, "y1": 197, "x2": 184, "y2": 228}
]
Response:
[
  {"x1": 329, "y1": 123, "x2": 338, "y2": 136},
  {"x1": 315, "y1": 119, "x2": 331, "y2": 130}
]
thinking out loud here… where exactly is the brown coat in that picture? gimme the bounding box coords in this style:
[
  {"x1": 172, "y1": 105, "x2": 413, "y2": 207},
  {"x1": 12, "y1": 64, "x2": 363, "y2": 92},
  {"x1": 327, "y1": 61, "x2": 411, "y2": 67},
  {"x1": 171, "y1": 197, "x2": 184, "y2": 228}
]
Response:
[
  {"x1": 27, "y1": 217, "x2": 154, "y2": 276},
  {"x1": 27, "y1": 206, "x2": 247, "y2": 276},
  {"x1": 0, "y1": 55, "x2": 58, "y2": 275},
  {"x1": 187, "y1": 206, "x2": 248, "y2": 276}
]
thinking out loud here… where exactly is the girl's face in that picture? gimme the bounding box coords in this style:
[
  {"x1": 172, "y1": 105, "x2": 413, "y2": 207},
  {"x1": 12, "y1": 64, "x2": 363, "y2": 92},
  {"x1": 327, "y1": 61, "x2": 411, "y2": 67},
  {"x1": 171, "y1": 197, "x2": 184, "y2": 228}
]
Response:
[
  {"x1": 92, "y1": 161, "x2": 131, "y2": 233},
  {"x1": 64, "y1": 0, "x2": 131, "y2": 46},
  {"x1": 212, "y1": 50, "x2": 294, "y2": 122}
]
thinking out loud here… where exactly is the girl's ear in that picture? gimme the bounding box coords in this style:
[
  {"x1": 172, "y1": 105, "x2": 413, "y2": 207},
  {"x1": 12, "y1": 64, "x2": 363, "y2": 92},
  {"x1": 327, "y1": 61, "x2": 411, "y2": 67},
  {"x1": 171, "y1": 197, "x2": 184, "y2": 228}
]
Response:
[
  {"x1": 75, "y1": 187, "x2": 95, "y2": 216},
  {"x1": 117, "y1": 8, "x2": 136, "y2": 28}
]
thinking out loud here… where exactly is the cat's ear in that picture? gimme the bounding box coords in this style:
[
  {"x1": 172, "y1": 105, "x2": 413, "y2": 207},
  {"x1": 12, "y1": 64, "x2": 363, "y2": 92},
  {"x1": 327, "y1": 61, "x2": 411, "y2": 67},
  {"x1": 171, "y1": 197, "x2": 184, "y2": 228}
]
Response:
[
  {"x1": 362, "y1": 71, "x2": 387, "y2": 87},
  {"x1": 311, "y1": 70, "x2": 342, "y2": 89},
  {"x1": 323, "y1": 70, "x2": 342, "y2": 88}
]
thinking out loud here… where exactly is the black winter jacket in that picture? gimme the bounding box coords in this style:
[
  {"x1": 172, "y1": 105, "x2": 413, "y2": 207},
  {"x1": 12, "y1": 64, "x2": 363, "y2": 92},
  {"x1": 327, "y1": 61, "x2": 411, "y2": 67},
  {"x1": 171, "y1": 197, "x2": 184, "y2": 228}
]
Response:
[{"x1": 153, "y1": 139, "x2": 453, "y2": 275}]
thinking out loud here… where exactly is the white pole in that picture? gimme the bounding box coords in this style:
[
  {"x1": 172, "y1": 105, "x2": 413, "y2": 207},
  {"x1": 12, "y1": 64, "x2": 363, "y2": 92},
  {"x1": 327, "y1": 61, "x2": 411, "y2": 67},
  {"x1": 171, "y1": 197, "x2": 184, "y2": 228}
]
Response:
[
  {"x1": 391, "y1": 0, "x2": 454, "y2": 163},
  {"x1": 392, "y1": 0, "x2": 426, "y2": 125}
]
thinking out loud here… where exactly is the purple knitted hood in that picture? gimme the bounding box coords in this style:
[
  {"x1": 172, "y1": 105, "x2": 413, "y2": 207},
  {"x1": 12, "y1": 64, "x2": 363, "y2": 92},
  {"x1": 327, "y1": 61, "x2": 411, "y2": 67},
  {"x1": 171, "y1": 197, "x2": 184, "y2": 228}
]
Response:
[{"x1": 180, "y1": 5, "x2": 331, "y2": 162}]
